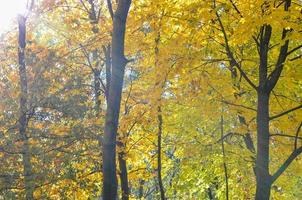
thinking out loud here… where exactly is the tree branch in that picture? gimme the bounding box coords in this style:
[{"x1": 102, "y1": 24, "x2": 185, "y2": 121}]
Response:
[
  {"x1": 106, "y1": 0, "x2": 114, "y2": 20},
  {"x1": 221, "y1": 100, "x2": 257, "y2": 112},
  {"x1": 215, "y1": 7, "x2": 258, "y2": 90},
  {"x1": 294, "y1": 122, "x2": 302, "y2": 150},
  {"x1": 271, "y1": 146, "x2": 302, "y2": 183},
  {"x1": 270, "y1": 133, "x2": 302, "y2": 140},
  {"x1": 286, "y1": 44, "x2": 302, "y2": 56},
  {"x1": 269, "y1": 104, "x2": 302, "y2": 120},
  {"x1": 228, "y1": 0, "x2": 243, "y2": 17}
]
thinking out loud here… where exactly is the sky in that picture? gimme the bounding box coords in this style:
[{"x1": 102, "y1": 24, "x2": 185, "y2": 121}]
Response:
[{"x1": 0, "y1": 0, "x2": 28, "y2": 33}]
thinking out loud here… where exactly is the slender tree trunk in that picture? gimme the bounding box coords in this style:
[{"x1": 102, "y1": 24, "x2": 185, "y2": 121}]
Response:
[
  {"x1": 207, "y1": 187, "x2": 214, "y2": 200},
  {"x1": 220, "y1": 113, "x2": 229, "y2": 200},
  {"x1": 18, "y1": 15, "x2": 34, "y2": 200},
  {"x1": 103, "y1": 45, "x2": 111, "y2": 99},
  {"x1": 138, "y1": 179, "x2": 144, "y2": 199},
  {"x1": 118, "y1": 143, "x2": 129, "y2": 200},
  {"x1": 92, "y1": 51, "x2": 101, "y2": 115},
  {"x1": 87, "y1": 0, "x2": 101, "y2": 115},
  {"x1": 157, "y1": 106, "x2": 166, "y2": 200},
  {"x1": 102, "y1": 1, "x2": 131, "y2": 199}
]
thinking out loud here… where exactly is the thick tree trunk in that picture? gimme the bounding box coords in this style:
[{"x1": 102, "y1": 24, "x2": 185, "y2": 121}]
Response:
[
  {"x1": 102, "y1": 1, "x2": 131, "y2": 199},
  {"x1": 18, "y1": 15, "x2": 34, "y2": 200},
  {"x1": 157, "y1": 106, "x2": 166, "y2": 200},
  {"x1": 254, "y1": 23, "x2": 273, "y2": 200},
  {"x1": 118, "y1": 145, "x2": 129, "y2": 200},
  {"x1": 255, "y1": 91, "x2": 271, "y2": 200}
]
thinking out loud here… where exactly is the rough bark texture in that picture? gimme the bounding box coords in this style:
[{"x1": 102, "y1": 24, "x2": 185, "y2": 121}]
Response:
[
  {"x1": 102, "y1": 1, "x2": 131, "y2": 199},
  {"x1": 18, "y1": 15, "x2": 34, "y2": 200}
]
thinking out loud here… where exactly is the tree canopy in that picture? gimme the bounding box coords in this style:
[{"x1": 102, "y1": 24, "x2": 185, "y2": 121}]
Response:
[{"x1": 0, "y1": 0, "x2": 301, "y2": 199}]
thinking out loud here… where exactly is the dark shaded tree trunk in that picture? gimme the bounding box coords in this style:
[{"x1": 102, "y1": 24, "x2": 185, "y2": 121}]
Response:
[
  {"x1": 92, "y1": 52, "x2": 101, "y2": 115},
  {"x1": 255, "y1": 91, "x2": 271, "y2": 200},
  {"x1": 215, "y1": 1, "x2": 299, "y2": 199},
  {"x1": 87, "y1": 0, "x2": 102, "y2": 115},
  {"x1": 220, "y1": 113, "x2": 229, "y2": 200},
  {"x1": 138, "y1": 179, "x2": 144, "y2": 199},
  {"x1": 103, "y1": 45, "x2": 111, "y2": 99},
  {"x1": 255, "y1": 23, "x2": 273, "y2": 200},
  {"x1": 102, "y1": 1, "x2": 131, "y2": 199},
  {"x1": 255, "y1": 1, "x2": 290, "y2": 195},
  {"x1": 118, "y1": 143, "x2": 129, "y2": 200},
  {"x1": 18, "y1": 15, "x2": 34, "y2": 200},
  {"x1": 157, "y1": 106, "x2": 166, "y2": 200},
  {"x1": 207, "y1": 187, "x2": 214, "y2": 200}
]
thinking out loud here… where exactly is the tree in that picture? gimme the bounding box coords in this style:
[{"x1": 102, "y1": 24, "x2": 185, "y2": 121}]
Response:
[
  {"x1": 102, "y1": 0, "x2": 132, "y2": 199},
  {"x1": 17, "y1": 13, "x2": 35, "y2": 200}
]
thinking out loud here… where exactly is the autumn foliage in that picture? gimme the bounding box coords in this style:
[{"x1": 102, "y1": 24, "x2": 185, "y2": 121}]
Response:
[{"x1": 0, "y1": 0, "x2": 301, "y2": 199}]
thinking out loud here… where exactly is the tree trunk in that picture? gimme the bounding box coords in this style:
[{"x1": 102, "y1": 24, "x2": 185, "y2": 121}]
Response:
[
  {"x1": 157, "y1": 106, "x2": 166, "y2": 200},
  {"x1": 104, "y1": 45, "x2": 111, "y2": 99},
  {"x1": 92, "y1": 54, "x2": 101, "y2": 115},
  {"x1": 207, "y1": 187, "x2": 214, "y2": 200},
  {"x1": 255, "y1": 23, "x2": 272, "y2": 200},
  {"x1": 18, "y1": 15, "x2": 34, "y2": 200},
  {"x1": 138, "y1": 179, "x2": 144, "y2": 199},
  {"x1": 220, "y1": 113, "x2": 229, "y2": 200},
  {"x1": 255, "y1": 91, "x2": 271, "y2": 200},
  {"x1": 118, "y1": 145, "x2": 129, "y2": 200},
  {"x1": 87, "y1": 0, "x2": 101, "y2": 115},
  {"x1": 102, "y1": 1, "x2": 131, "y2": 199}
]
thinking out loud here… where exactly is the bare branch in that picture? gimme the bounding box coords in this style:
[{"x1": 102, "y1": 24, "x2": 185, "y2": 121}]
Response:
[
  {"x1": 270, "y1": 133, "x2": 302, "y2": 140},
  {"x1": 221, "y1": 100, "x2": 257, "y2": 112},
  {"x1": 267, "y1": 25, "x2": 290, "y2": 91},
  {"x1": 106, "y1": 0, "x2": 114, "y2": 20},
  {"x1": 271, "y1": 146, "x2": 302, "y2": 183},
  {"x1": 228, "y1": 0, "x2": 243, "y2": 17},
  {"x1": 269, "y1": 104, "x2": 302, "y2": 120},
  {"x1": 214, "y1": 7, "x2": 258, "y2": 90},
  {"x1": 287, "y1": 44, "x2": 302, "y2": 56},
  {"x1": 295, "y1": 122, "x2": 302, "y2": 150}
]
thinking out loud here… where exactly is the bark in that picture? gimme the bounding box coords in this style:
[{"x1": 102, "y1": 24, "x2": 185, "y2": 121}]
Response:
[
  {"x1": 118, "y1": 143, "x2": 129, "y2": 200},
  {"x1": 103, "y1": 45, "x2": 111, "y2": 99},
  {"x1": 18, "y1": 15, "x2": 34, "y2": 200},
  {"x1": 102, "y1": 1, "x2": 131, "y2": 199},
  {"x1": 92, "y1": 50, "x2": 101, "y2": 114},
  {"x1": 207, "y1": 188, "x2": 214, "y2": 200},
  {"x1": 220, "y1": 113, "x2": 229, "y2": 200},
  {"x1": 88, "y1": 0, "x2": 101, "y2": 114},
  {"x1": 255, "y1": 2, "x2": 291, "y2": 199},
  {"x1": 255, "y1": 26, "x2": 272, "y2": 198},
  {"x1": 138, "y1": 179, "x2": 144, "y2": 199},
  {"x1": 255, "y1": 91, "x2": 271, "y2": 200},
  {"x1": 157, "y1": 106, "x2": 166, "y2": 200}
]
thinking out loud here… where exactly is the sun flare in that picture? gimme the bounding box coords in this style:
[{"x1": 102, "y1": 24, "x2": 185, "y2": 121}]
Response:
[{"x1": 0, "y1": 0, "x2": 28, "y2": 32}]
